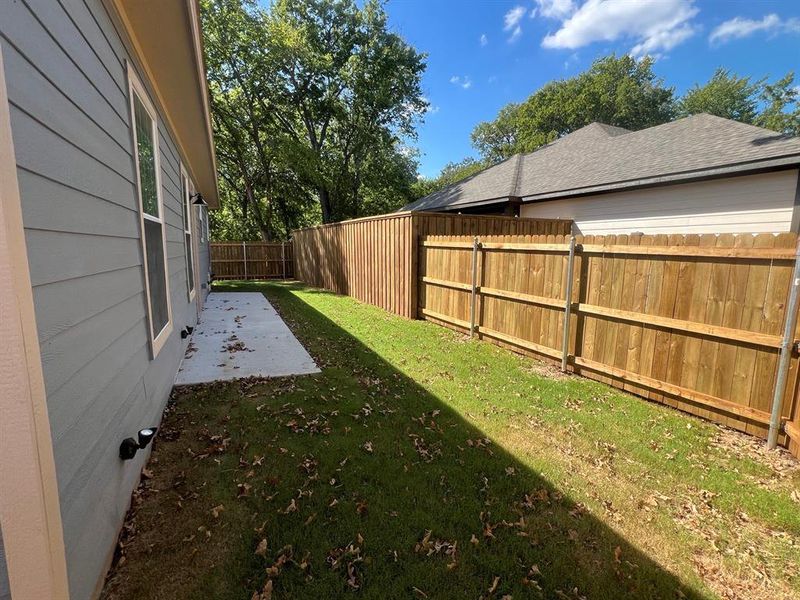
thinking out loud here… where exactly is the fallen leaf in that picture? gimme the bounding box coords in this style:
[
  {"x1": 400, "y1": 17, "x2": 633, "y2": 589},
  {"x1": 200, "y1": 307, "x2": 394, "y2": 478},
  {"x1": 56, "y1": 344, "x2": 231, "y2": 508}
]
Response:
[
  {"x1": 255, "y1": 538, "x2": 268, "y2": 557},
  {"x1": 488, "y1": 575, "x2": 500, "y2": 594}
]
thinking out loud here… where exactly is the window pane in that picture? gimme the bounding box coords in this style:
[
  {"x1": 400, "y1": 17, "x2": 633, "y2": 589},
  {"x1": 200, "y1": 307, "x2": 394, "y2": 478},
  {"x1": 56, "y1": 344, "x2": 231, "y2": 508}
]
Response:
[
  {"x1": 134, "y1": 94, "x2": 159, "y2": 218},
  {"x1": 182, "y1": 178, "x2": 190, "y2": 231},
  {"x1": 145, "y1": 219, "x2": 169, "y2": 335},
  {"x1": 185, "y1": 232, "x2": 194, "y2": 292}
]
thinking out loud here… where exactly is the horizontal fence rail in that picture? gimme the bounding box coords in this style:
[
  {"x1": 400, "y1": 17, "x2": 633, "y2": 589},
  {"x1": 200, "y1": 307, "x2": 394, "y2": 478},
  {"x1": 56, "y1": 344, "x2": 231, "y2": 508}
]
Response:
[
  {"x1": 419, "y1": 232, "x2": 800, "y2": 452},
  {"x1": 211, "y1": 242, "x2": 294, "y2": 280},
  {"x1": 291, "y1": 211, "x2": 572, "y2": 318}
]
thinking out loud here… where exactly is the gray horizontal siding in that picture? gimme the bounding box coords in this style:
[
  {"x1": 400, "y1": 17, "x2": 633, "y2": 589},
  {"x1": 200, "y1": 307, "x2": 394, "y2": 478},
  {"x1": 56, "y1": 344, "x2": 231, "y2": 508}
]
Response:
[{"x1": 1, "y1": 0, "x2": 207, "y2": 598}]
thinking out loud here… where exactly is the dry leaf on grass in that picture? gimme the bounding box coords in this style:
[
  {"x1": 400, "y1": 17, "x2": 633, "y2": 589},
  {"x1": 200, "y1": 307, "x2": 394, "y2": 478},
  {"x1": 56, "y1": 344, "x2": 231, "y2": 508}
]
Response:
[{"x1": 251, "y1": 579, "x2": 272, "y2": 600}]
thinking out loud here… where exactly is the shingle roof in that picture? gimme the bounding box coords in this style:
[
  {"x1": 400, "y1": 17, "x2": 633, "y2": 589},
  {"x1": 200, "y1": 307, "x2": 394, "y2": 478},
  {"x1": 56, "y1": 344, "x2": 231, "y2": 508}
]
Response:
[{"x1": 403, "y1": 114, "x2": 800, "y2": 212}]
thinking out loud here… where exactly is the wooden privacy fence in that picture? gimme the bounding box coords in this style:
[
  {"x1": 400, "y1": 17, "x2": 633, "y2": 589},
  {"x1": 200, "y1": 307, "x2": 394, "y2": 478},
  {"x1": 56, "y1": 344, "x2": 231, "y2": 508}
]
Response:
[
  {"x1": 211, "y1": 242, "x2": 294, "y2": 280},
  {"x1": 419, "y1": 232, "x2": 800, "y2": 452},
  {"x1": 292, "y1": 211, "x2": 571, "y2": 318}
]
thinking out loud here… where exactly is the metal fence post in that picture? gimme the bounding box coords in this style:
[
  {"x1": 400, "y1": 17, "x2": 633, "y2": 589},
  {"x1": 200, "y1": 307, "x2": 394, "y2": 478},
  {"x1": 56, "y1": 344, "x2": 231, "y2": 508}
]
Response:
[
  {"x1": 469, "y1": 236, "x2": 479, "y2": 337},
  {"x1": 768, "y1": 239, "x2": 800, "y2": 448},
  {"x1": 561, "y1": 236, "x2": 577, "y2": 372},
  {"x1": 242, "y1": 241, "x2": 247, "y2": 280}
]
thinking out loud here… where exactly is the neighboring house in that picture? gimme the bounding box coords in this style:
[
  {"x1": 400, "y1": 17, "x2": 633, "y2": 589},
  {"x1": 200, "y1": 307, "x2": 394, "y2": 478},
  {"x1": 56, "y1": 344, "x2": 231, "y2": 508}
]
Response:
[
  {"x1": 404, "y1": 115, "x2": 800, "y2": 235},
  {"x1": 0, "y1": 1, "x2": 217, "y2": 599}
]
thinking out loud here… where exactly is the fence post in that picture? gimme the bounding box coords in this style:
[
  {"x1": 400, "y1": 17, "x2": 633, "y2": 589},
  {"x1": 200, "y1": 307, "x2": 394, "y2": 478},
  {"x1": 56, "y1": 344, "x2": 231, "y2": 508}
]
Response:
[
  {"x1": 470, "y1": 236, "x2": 480, "y2": 337},
  {"x1": 561, "y1": 236, "x2": 577, "y2": 372},
  {"x1": 281, "y1": 242, "x2": 286, "y2": 280},
  {"x1": 768, "y1": 238, "x2": 800, "y2": 448},
  {"x1": 242, "y1": 241, "x2": 247, "y2": 280}
]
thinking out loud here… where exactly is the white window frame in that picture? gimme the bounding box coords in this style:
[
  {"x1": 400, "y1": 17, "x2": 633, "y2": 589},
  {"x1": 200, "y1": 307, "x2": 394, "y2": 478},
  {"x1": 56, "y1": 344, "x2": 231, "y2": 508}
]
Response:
[
  {"x1": 180, "y1": 165, "x2": 196, "y2": 302},
  {"x1": 128, "y1": 64, "x2": 173, "y2": 357}
]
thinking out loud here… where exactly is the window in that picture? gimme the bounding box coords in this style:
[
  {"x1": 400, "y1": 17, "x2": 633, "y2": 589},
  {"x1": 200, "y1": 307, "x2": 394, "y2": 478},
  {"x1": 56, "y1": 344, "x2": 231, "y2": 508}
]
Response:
[
  {"x1": 199, "y1": 205, "x2": 208, "y2": 243},
  {"x1": 129, "y1": 66, "x2": 172, "y2": 356},
  {"x1": 181, "y1": 168, "x2": 195, "y2": 300}
]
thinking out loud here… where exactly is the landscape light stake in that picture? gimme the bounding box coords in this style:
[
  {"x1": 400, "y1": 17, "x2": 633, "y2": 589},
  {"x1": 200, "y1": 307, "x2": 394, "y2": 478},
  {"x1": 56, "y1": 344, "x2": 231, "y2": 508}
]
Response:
[
  {"x1": 470, "y1": 236, "x2": 479, "y2": 337},
  {"x1": 768, "y1": 238, "x2": 800, "y2": 449},
  {"x1": 561, "y1": 236, "x2": 577, "y2": 373}
]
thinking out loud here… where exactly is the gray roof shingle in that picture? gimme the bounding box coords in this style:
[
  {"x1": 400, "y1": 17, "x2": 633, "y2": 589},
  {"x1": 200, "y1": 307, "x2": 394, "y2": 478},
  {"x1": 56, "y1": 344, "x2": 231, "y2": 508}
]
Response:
[{"x1": 403, "y1": 114, "x2": 800, "y2": 212}]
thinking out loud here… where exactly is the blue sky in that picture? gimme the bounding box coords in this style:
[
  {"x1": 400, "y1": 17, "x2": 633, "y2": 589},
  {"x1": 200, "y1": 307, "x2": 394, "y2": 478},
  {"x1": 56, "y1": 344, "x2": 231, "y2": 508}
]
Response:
[{"x1": 382, "y1": 0, "x2": 800, "y2": 178}]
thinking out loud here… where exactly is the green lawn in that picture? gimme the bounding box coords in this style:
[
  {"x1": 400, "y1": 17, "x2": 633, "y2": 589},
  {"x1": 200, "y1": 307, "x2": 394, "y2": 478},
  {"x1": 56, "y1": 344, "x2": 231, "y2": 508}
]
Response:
[{"x1": 102, "y1": 282, "x2": 800, "y2": 600}]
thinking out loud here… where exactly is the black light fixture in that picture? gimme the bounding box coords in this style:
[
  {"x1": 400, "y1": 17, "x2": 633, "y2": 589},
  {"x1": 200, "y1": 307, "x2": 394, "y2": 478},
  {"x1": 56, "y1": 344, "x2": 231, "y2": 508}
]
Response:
[
  {"x1": 190, "y1": 192, "x2": 207, "y2": 206},
  {"x1": 119, "y1": 427, "x2": 158, "y2": 460},
  {"x1": 180, "y1": 325, "x2": 194, "y2": 339},
  {"x1": 186, "y1": 326, "x2": 194, "y2": 334}
]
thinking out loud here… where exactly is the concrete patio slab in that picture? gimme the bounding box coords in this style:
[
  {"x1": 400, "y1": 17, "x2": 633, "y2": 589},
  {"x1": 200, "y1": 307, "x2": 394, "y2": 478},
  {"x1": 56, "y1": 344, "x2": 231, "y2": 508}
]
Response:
[{"x1": 175, "y1": 292, "x2": 319, "y2": 385}]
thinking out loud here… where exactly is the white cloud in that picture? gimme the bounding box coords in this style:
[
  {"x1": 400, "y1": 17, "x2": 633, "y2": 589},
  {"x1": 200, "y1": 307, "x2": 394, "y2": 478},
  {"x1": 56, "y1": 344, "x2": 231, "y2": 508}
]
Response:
[
  {"x1": 540, "y1": 0, "x2": 699, "y2": 58},
  {"x1": 709, "y1": 14, "x2": 800, "y2": 46},
  {"x1": 535, "y1": 0, "x2": 576, "y2": 20},
  {"x1": 480, "y1": 33, "x2": 488, "y2": 46},
  {"x1": 449, "y1": 75, "x2": 473, "y2": 89},
  {"x1": 631, "y1": 23, "x2": 696, "y2": 58},
  {"x1": 504, "y1": 6, "x2": 527, "y2": 30},
  {"x1": 504, "y1": 5, "x2": 527, "y2": 42}
]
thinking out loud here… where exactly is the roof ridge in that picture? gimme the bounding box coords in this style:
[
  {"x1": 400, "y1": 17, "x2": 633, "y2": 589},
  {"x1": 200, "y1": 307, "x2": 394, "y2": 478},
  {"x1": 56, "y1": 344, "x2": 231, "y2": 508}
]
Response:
[{"x1": 510, "y1": 154, "x2": 524, "y2": 197}]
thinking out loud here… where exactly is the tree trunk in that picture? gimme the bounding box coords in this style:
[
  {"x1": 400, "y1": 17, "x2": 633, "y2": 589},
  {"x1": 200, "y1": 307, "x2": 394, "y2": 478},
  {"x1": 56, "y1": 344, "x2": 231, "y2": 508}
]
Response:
[{"x1": 319, "y1": 186, "x2": 333, "y2": 223}]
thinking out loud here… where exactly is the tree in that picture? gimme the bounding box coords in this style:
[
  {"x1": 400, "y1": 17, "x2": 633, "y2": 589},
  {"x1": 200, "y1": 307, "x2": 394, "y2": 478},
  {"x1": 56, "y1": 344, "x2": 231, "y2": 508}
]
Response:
[
  {"x1": 202, "y1": 0, "x2": 314, "y2": 241},
  {"x1": 755, "y1": 72, "x2": 800, "y2": 136},
  {"x1": 678, "y1": 68, "x2": 761, "y2": 123},
  {"x1": 410, "y1": 157, "x2": 490, "y2": 199},
  {"x1": 256, "y1": 0, "x2": 427, "y2": 223},
  {"x1": 200, "y1": 0, "x2": 427, "y2": 238},
  {"x1": 471, "y1": 104, "x2": 521, "y2": 162},
  {"x1": 472, "y1": 55, "x2": 675, "y2": 161}
]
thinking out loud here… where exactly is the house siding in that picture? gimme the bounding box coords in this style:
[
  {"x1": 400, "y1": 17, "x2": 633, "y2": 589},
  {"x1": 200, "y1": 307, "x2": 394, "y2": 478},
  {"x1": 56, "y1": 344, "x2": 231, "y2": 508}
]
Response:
[
  {"x1": 0, "y1": 1, "x2": 210, "y2": 598},
  {"x1": 520, "y1": 169, "x2": 800, "y2": 235}
]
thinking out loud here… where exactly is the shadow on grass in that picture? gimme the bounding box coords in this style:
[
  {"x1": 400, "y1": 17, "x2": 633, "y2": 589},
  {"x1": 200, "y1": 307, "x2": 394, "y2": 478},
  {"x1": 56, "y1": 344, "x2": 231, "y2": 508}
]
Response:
[{"x1": 103, "y1": 281, "x2": 706, "y2": 600}]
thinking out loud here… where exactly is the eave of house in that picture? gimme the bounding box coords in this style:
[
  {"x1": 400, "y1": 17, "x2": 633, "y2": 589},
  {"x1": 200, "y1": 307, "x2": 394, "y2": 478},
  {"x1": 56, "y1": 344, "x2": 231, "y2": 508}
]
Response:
[
  {"x1": 107, "y1": 0, "x2": 219, "y2": 208},
  {"x1": 520, "y1": 154, "x2": 800, "y2": 205}
]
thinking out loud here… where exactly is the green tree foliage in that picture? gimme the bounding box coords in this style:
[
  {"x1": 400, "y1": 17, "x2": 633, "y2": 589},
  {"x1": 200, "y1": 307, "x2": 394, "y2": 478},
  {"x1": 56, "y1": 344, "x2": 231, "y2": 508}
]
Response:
[
  {"x1": 678, "y1": 68, "x2": 761, "y2": 123},
  {"x1": 411, "y1": 157, "x2": 491, "y2": 200},
  {"x1": 680, "y1": 69, "x2": 800, "y2": 136},
  {"x1": 755, "y1": 72, "x2": 800, "y2": 136},
  {"x1": 201, "y1": 0, "x2": 427, "y2": 237},
  {"x1": 473, "y1": 56, "x2": 800, "y2": 166},
  {"x1": 472, "y1": 55, "x2": 675, "y2": 160}
]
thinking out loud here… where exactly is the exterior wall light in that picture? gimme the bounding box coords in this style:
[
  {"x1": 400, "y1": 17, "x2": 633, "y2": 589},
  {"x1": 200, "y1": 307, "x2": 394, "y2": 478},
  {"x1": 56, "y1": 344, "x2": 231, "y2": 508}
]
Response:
[
  {"x1": 119, "y1": 427, "x2": 158, "y2": 460},
  {"x1": 190, "y1": 192, "x2": 207, "y2": 206}
]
